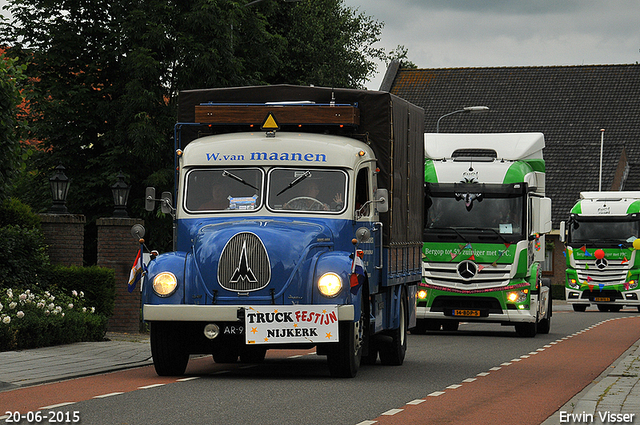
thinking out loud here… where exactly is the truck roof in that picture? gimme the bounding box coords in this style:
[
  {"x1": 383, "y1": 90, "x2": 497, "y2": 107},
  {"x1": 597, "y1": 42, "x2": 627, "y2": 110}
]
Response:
[
  {"x1": 580, "y1": 191, "x2": 640, "y2": 201},
  {"x1": 425, "y1": 132, "x2": 545, "y2": 161},
  {"x1": 574, "y1": 191, "x2": 640, "y2": 215}
]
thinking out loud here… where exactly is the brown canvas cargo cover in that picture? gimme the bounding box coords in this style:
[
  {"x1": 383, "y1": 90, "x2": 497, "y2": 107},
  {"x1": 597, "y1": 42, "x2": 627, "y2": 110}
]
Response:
[{"x1": 177, "y1": 84, "x2": 424, "y2": 246}]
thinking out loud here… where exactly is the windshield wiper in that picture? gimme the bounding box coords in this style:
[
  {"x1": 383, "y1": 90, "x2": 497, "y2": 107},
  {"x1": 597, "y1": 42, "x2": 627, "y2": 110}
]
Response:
[
  {"x1": 222, "y1": 170, "x2": 258, "y2": 190},
  {"x1": 276, "y1": 170, "x2": 311, "y2": 196},
  {"x1": 428, "y1": 226, "x2": 472, "y2": 246}
]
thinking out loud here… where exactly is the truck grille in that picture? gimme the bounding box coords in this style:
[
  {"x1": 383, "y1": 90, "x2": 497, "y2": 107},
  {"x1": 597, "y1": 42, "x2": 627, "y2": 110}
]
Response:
[
  {"x1": 575, "y1": 259, "x2": 629, "y2": 286},
  {"x1": 423, "y1": 261, "x2": 511, "y2": 290},
  {"x1": 218, "y1": 232, "x2": 271, "y2": 292}
]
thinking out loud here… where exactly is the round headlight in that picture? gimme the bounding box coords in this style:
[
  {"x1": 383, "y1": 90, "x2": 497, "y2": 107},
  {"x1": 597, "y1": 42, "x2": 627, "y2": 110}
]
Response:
[
  {"x1": 417, "y1": 289, "x2": 428, "y2": 299},
  {"x1": 318, "y1": 273, "x2": 342, "y2": 297},
  {"x1": 153, "y1": 272, "x2": 178, "y2": 297}
]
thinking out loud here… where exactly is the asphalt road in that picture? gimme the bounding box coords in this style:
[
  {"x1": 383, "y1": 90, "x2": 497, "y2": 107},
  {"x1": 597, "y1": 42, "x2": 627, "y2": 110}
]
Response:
[{"x1": 5, "y1": 306, "x2": 640, "y2": 425}]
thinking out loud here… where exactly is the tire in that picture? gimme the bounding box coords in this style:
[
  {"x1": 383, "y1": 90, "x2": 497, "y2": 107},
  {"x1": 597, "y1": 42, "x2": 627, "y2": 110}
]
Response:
[
  {"x1": 515, "y1": 322, "x2": 537, "y2": 338},
  {"x1": 150, "y1": 322, "x2": 190, "y2": 376},
  {"x1": 597, "y1": 304, "x2": 610, "y2": 312},
  {"x1": 379, "y1": 292, "x2": 407, "y2": 366},
  {"x1": 537, "y1": 296, "x2": 552, "y2": 334},
  {"x1": 327, "y1": 320, "x2": 362, "y2": 378},
  {"x1": 442, "y1": 321, "x2": 459, "y2": 332},
  {"x1": 573, "y1": 304, "x2": 588, "y2": 312},
  {"x1": 327, "y1": 292, "x2": 365, "y2": 378}
]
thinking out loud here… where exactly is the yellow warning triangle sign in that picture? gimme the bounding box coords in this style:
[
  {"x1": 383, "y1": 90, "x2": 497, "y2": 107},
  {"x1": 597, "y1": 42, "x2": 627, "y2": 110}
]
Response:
[{"x1": 261, "y1": 113, "x2": 280, "y2": 131}]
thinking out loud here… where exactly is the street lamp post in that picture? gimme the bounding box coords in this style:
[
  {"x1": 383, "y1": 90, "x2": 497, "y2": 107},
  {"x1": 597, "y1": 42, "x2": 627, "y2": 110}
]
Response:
[
  {"x1": 436, "y1": 106, "x2": 490, "y2": 133},
  {"x1": 599, "y1": 129, "x2": 605, "y2": 192},
  {"x1": 49, "y1": 165, "x2": 71, "y2": 214},
  {"x1": 111, "y1": 172, "x2": 131, "y2": 218}
]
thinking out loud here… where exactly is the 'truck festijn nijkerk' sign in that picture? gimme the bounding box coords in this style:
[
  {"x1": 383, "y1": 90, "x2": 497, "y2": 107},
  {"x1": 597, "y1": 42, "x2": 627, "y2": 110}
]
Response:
[{"x1": 245, "y1": 305, "x2": 339, "y2": 345}]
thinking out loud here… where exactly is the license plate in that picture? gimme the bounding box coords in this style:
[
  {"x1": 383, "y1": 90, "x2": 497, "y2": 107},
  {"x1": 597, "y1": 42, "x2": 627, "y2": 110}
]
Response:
[
  {"x1": 222, "y1": 325, "x2": 245, "y2": 335},
  {"x1": 594, "y1": 297, "x2": 611, "y2": 302},
  {"x1": 453, "y1": 309, "x2": 480, "y2": 317}
]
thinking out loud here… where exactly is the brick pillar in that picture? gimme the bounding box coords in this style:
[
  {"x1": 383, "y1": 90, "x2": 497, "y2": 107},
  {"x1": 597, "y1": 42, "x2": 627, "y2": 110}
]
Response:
[
  {"x1": 97, "y1": 217, "x2": 144, "y2": 333},
  {"x1": 39, "y1": 214, "x2": 86, "y2": 266}
]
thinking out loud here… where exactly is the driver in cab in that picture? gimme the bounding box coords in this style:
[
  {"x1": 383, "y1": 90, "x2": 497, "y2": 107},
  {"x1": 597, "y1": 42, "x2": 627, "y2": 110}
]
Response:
[{"x1": 284, "y1": 180, "x2": 343, "y2": 211}]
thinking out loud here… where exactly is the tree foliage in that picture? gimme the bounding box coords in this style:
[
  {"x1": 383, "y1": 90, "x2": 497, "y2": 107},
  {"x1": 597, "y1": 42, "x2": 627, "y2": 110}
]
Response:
[
  {"x1": 0, "y1": 0, "x2": 390, "y2": 260},
  {"x1": 0, "y1": 52, "x2": 27, "y2": 202}
]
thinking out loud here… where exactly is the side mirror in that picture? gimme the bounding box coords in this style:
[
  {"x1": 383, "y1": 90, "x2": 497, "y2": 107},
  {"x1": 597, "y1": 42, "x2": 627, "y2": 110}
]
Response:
[
  {"x1": 161, "y1": 192, "x2": 173, "y2": 215},
  {"x1": 559, "y1": 221, "x2": 566, "y2": 243},
  {"x1": 375, "y1": 188, "x2": 389, "y2": 213},
  {"x1": 145, "y1": 187, "x2": 156, "y2": 211}
]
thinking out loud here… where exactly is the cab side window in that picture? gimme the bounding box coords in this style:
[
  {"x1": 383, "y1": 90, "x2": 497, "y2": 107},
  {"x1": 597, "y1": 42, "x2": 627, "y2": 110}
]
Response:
[{"x1": 355, "y1": 168, "x2": 370, "y2": 217}]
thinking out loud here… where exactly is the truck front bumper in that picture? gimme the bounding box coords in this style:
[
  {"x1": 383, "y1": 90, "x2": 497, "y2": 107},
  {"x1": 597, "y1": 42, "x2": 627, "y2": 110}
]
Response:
[
  {"x1": 565, "y1": 288, "x2": 640, "y2": 306},
  {"x1": 416, "y1": 306, "x2": 537, "y2": 324},
  {"x1": 143, "y1": 304, "x2": 355, "y2": 322}
]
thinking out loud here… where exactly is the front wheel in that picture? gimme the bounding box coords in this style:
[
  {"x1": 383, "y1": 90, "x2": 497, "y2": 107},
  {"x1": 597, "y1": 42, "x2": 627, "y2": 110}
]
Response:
[
  {"x1": 537, "y1": 297, "x2": 552, "y2": 334},
  {"x1": 573, "y1": 304, "x2": 588, "y2": 312},
  {"x1": 150, "y1": 322, "x2": 190, "y2": 376},
  {"x1": 327, "y1": 320, "x2": 362, "y2": 378},
  {"x1": 327, "y1": 292, "x2": 365, "y2": 378},
  {"x1": 379, "y1": 292, "x2": 407, "y2": 365}
]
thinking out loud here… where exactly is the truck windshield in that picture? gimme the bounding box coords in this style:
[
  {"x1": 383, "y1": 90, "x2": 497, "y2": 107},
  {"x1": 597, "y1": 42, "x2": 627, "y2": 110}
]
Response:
[
  {"x1": 425, "y1": 183, "x2": 525, "y2": 242},
  {"x1": 569, "y1": 218, "x2": 640, "y2": 245},
  {"x1": 184, "y1": 168, "x2": 263, "y2": 212},
  {"x1": 268, "y1": 168, "x2": 347, "y2": 213}
]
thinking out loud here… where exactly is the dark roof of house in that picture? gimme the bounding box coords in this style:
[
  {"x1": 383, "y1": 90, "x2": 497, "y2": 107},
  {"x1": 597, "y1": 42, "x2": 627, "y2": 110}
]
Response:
[{"x1": 384, "y1": 64, "x2": 640, "y2": 227}]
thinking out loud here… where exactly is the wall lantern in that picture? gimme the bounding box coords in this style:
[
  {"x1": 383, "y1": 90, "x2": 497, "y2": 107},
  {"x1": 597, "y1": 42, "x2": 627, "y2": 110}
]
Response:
[
  {"x1": 111, "y1": 172, "x2": 131, "y2": 218},
  {"x1": 49, "y1": 164, "x2": 70, "y2": 214}
]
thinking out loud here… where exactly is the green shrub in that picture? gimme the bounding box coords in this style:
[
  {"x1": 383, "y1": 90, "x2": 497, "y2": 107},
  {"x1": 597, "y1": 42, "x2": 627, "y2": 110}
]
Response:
[
  {"x1": 0, "y1": 197, "x2": 41, "y2": 229},
  {"x1": 0, "y1": 225, "x2": 50, "y2": 288},
  {"x1": 46, "y1": 265, "x2": 116, "y2": 317},
  {"x1": 0, "y1": 285, "x2": 109, "y2": 351}
]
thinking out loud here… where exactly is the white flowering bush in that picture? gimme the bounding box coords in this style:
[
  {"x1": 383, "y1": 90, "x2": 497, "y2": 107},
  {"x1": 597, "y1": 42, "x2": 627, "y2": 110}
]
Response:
[{"x1": 0, "y1": 285, "x2": 105, "y2": 351}]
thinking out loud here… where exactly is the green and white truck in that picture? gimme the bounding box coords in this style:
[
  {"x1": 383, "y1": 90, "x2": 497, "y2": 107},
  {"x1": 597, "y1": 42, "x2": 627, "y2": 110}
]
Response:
[
  {"x1": 562, "y1": 191, "x2": 640, "y2": 312},
  {"x1": 418, "y1": 133, "x2": 553, "y2": 337}
]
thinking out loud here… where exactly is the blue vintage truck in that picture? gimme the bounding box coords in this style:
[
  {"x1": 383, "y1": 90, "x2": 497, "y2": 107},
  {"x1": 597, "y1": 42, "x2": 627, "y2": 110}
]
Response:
[{"x1": 139, "y1": 85, "x2": 423, "y2": 377}]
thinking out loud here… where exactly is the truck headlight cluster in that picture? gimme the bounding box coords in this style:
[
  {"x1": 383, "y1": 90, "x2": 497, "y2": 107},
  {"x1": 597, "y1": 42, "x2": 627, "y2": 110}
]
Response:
[
  {"x1": 507, "y1": 289, "x2": 529, "y2": 304},
  {"x1": 318, "y1": 272, "x2": 342, "y2": 297},
  {"x1": 417, "y1": 289, "x2": 428, "y2": 300},
  {"x1": 628, "y1": 280, "x2": 638, "y2": 290},
  {"x1": 568, "y1": 278, "x2": 580, "y2": 289},
  {"x1": 153, "y1": 272, "x2": 178, "y2": 297}
]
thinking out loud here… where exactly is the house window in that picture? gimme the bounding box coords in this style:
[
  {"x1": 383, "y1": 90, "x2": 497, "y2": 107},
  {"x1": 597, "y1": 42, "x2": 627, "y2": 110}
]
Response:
[{"x1": 541, "y1": 245, "x2": 554, "y2": 275}]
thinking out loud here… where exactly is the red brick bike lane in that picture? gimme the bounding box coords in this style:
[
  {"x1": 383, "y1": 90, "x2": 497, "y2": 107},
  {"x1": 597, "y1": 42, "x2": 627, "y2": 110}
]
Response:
[{"x1": 368, "y1": 316, "x2": 640, "y2": 425}]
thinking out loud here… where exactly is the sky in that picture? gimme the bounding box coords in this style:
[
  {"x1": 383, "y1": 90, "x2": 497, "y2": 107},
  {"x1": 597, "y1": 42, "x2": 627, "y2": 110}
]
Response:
[
  {"x1": 3, "y1": 1, "x2": 639, "y2": 91},
  {"x1": 343, "y1": 0, "x2": 640, "y2": 90}
]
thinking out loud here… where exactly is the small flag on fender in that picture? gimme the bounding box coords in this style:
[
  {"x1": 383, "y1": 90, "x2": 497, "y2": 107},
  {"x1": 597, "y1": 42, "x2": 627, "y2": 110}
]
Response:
[
  {"x1": 350, "y1": 251, "x2": 365, "y2": 295},
  {"x1": 128, "y1": 244, "x2": 146, "y2": 293}
]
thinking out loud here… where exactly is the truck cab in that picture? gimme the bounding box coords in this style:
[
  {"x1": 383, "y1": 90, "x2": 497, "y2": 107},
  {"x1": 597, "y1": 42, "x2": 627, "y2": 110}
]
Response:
[
  {"x1": 562, "y1": 191, "x2": 640, "y2": 312},
  {"x1": 419, "y1": 133, "x2": 553, "y2": 337}
]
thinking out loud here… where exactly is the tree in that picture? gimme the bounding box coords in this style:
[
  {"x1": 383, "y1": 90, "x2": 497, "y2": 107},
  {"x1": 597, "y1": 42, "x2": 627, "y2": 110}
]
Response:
[
  {"x1": 0, "y1": 52, "x2": 27, "y2": 202},
  {"x1": 386, "y1": 45, "x2": 417, "y2": 70},
  {"x1": 0, "y1": 0, "x2": 388, "y2": 261}
]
